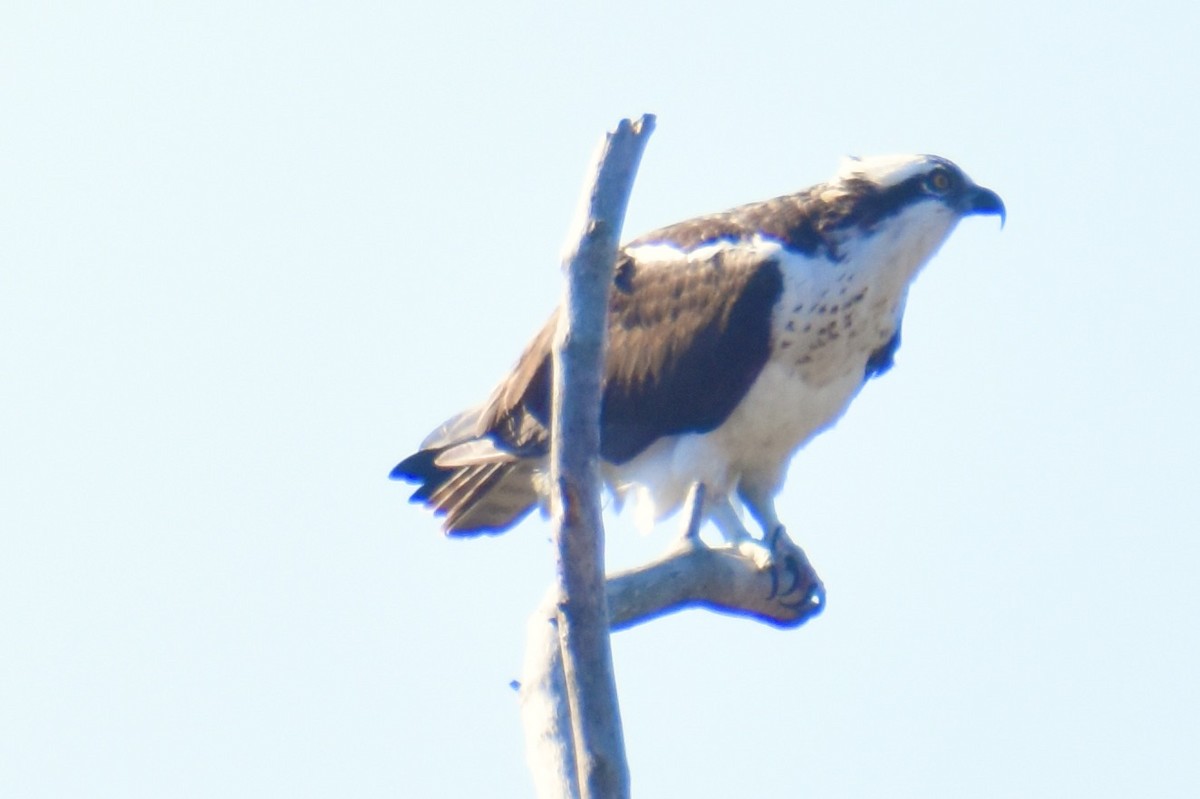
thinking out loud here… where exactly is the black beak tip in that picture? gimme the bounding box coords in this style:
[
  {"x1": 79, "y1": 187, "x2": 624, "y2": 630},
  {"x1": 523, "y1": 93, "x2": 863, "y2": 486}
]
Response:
[{"x1": 966, "y1": 185, "x2": 1006, "y2": 228}]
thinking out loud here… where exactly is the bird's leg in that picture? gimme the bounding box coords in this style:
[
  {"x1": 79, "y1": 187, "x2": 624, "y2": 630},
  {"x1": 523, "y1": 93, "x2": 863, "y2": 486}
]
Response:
[
  {"x1": 736, "y1": 481, "x2": 783, "y2": 542},
  {"x1": 706, "y1": 492, "x2": 821, "y2": 608},
  {"x1": 709, "y1": 499, "x2": 775, "y2": 570},
  {"x1": 734, "y1": 482, "x2": 787, "y2": 567},
  {"x1": 734, "y1": 482, "x2": 820, "y2": 603},
  {"x1": 676, "y1": 482, "x2": 707, "y2": 547}
]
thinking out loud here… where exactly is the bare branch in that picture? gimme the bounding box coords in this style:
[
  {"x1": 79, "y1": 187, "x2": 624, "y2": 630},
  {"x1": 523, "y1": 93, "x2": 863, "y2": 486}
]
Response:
[
  {"x1": 520, "y1": 115, "x2": 824, "y2": 798},
  {"x1": 519, "y1": 527, "x2": 823, "y2": 796},
  {"x1": 548, "y1": 114, "x2": 656, "y2": 799},
  {"x1": 607, "y1": 527, "x2": 826, "y2": 631},
  {"x1": 520, "y1": 607, "x2": 579, "y2": 799},
  {"x1": 606, "y1": 480, "x2": 825, "y2": 630}
]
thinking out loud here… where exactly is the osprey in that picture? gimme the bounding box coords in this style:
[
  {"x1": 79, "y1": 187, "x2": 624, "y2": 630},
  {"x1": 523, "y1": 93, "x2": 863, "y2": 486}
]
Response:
[{"x1": 392, "y1": 154, "x2": 1004, "y2": 558}]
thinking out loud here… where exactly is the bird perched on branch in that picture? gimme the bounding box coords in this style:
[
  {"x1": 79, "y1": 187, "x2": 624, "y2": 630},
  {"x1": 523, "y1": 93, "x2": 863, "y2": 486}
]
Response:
[{"x1": 392, "y1": 154, "x2": 1004, "y2": 563}]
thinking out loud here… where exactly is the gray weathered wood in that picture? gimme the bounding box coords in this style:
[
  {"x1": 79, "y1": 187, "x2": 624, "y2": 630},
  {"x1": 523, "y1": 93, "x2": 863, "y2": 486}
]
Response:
[
  {"x1": 548, "y1": 114, "x2": 655, "y2": 799},
  {"x1": 520, "y1": 115, "x2": 825, "y2": 798},
  {"x1": 518, "y1": 524, "x2": 824, "y2": 796},
  {"x1": 606, "y1": 525, "x2": 825, "y2": 631},
  {"x1": 520, "y1": 604, "x2": 579, "y2": 799}
]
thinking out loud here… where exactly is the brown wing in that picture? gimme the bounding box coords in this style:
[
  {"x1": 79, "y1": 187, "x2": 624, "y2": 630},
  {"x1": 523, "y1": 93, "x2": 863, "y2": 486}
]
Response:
[
  {"x1": 476, "y1": 241, "x2": 784, "y2": 463},
  {"x1": 392, "y1": 239, "x2": 784, "y2": 534},
  {"x1": 596, "y1": 244, "x2": 783, "y2": 461}
]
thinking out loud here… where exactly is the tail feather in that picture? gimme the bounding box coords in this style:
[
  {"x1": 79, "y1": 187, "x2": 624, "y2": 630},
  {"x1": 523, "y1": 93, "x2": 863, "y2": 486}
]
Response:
[
  {"x1": 390, "y1": 449, "x2": 449, "y2": 503},
  {"x1": 429, "y1": 461, "x2": 503, "y2": 517},
  {"x1": 390, "y1": 444, "x2": 540, "y2": 536}
]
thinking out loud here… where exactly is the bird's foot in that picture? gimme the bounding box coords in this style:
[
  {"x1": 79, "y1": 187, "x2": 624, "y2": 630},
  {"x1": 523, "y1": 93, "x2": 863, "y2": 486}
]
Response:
[{"x1": 752, "y1": 526, "x2": 825, "y2": 613}]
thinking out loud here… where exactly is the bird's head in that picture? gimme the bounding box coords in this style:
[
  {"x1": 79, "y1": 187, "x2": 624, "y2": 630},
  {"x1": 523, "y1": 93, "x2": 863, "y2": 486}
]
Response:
[{"x1": 833, "y1": 153, "x2": 1006, "y2": 228}]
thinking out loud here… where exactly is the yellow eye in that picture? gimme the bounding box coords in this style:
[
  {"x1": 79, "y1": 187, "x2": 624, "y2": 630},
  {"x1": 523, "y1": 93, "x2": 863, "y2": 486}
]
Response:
[{"x1": 927, "y1": 168, "x2": 953, "y2": 194}]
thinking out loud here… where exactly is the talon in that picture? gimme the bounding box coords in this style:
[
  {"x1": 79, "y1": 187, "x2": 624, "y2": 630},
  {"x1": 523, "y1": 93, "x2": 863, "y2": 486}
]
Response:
[
  {"x1": 766, "y1": 554, "x2": 801, "y2": 601},
  {"x1": 779, "y1": 555, "x2": 802, "y2": 597},
  {"x1": 779, "y1": 583, "x2": 825, "y2": 613}
]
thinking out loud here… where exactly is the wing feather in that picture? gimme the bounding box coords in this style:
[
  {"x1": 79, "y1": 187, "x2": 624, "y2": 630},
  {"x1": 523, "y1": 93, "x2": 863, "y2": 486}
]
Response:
[
  {"x1": 393, "y1": 234, "x2": 785, "y2": 534},
  {"x1": 477, "y1": 240, "x2": 784, "y2": 463}
]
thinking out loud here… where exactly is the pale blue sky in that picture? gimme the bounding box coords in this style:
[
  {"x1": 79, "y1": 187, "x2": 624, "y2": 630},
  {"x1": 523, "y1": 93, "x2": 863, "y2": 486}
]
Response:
[{"x1": 3, "y1": 2, "x2": 1198, "y2": 797}]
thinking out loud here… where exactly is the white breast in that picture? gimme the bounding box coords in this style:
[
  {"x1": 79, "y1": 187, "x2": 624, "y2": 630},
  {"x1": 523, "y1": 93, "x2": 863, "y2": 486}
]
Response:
[{"x1": 606, "y1": 202, "x2": 962, "y2": 529}]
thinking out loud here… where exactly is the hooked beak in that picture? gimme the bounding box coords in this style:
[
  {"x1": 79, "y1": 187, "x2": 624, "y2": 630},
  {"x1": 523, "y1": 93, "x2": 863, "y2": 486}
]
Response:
[{"x1": 961, "y1": 183, "x2": 1006, "y2": 228}]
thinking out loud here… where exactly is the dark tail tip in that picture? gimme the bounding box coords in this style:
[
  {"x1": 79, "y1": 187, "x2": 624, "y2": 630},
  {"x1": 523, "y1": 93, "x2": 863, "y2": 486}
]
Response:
[
  {"x1": 390, "y1": 449, "x2": 452, "y2": 502},
  {"x1": 390, "y1": 446, "x2": 538, "y2": 536}
]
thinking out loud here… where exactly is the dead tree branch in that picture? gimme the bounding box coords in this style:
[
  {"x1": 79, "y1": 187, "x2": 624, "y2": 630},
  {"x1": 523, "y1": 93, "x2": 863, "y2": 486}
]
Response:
[
  {"x1": 519, "y1": 115, "x2": 823, "y2": 799},
  {"x1": 546, "y1": 114, "x2": 655, "y2": 799}
]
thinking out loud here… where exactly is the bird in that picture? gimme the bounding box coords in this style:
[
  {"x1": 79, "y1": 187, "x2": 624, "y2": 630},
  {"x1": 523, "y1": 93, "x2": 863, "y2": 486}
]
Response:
[{"x1": 391, "y1": 153, "x2": 1004, "y2": 563}]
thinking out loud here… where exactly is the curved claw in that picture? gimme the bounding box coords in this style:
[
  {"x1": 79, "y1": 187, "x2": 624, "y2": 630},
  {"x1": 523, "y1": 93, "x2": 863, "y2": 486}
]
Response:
[
  {"x1": 766, "y1": 554, "x2": 802, "y2": 600},
  {"x1": 779, "y1": 580, "x2": 825, "y2": 613},
  {"x1": 782, "y1": 555, "x2": 803, "y2": 597},
  {"x1": 763, "y1": 525, "x2": 825, "y2": 618}
]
